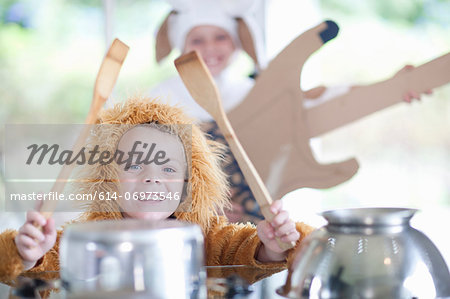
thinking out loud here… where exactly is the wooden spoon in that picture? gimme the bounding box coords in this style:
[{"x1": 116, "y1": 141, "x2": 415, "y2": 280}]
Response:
[
  {"x1": 175, "y1": 51, "x2": 295, "y2": 250},
  {"x1": 39, "y1": 39, "x2": 129, "y2": 219}
]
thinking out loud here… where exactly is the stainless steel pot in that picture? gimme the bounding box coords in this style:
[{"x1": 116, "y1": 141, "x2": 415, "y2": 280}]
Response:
[
  {"x1": 60, "y1": 219, "x2": 205, "y2": 298},
  {"x1": 277, "y1": 208, "x2": 450, "y2": 299}
]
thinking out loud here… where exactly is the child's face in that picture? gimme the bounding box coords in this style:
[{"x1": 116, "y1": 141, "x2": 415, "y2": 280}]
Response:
[
  {"x1": 184, "y1": 25, "x2": 236, "y2": 76},
  {"x1": 116, "y1": 126, "x2": 187, "y2": 221}
]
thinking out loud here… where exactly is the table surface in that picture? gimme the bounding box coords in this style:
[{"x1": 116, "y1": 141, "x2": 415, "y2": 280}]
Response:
[{"x1": 1, "y1": 266, "x2": 289, "y2": 299}]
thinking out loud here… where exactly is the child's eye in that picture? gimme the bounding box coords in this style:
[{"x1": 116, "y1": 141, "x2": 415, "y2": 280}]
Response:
[
  {"x1": 216, "y1": 34, "x2": 228, "y2": 41},
  {"x1": 163, "y1": 167, "x2": 176, "y2": 173},
  {"x1": 190, "y1": 38, "x2": 203, "y2": 45},
  {"x1": 125, "y1": 165, "x2": 142, "y2": 172}
]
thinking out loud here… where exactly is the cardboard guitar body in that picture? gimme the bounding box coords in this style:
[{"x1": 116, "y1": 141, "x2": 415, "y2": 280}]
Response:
[{"x1": 228, "y1": 20, "x2": 450, "y2": 199}]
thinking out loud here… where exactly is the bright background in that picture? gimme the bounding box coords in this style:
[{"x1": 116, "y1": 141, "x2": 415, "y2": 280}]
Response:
[{"x1": 0, "y1": 0, "x2": 449, "y2": 266}]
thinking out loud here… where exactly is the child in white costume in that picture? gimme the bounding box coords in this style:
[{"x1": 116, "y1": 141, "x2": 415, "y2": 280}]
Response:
[
  {"x1": 149, "y1": 0, "x2": 427, "y2": 223},
  {"x1": 150, "y1": 0, "x2": 273, "y2": 223}
]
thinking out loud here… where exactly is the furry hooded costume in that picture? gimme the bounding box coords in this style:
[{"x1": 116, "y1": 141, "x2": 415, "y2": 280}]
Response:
[{"x1": 0, "y1": 97, "x2": 314, "y2": 284}]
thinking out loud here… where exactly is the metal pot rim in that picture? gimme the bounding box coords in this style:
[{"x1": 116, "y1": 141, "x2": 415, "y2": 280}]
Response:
[
  {"x1": 63, "y1": 219, "x2": 203, "y2": 243},
  {"x1": 320, "y1": 207, "x2": 418, "y2": 226}
]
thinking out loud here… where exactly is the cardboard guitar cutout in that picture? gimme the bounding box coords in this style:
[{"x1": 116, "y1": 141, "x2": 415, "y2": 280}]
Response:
[{"x1": 227, "y1": 20, "x2": 450, "y2": 200}]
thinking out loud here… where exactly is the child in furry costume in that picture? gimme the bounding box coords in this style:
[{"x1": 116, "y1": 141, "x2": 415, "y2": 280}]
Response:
[{"x1": 0, "y1": 97, "x2": 314, "y2": 283}]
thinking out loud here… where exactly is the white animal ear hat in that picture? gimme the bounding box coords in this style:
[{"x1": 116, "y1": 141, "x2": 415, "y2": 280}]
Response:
[{"x1": 155, "y1": 0, "x2": 264, "y2": 69}]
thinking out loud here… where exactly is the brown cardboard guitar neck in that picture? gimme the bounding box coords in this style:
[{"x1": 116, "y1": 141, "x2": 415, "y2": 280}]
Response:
[{"x1": 306, "y1": 52, "x2": 450, "y2": 138}]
